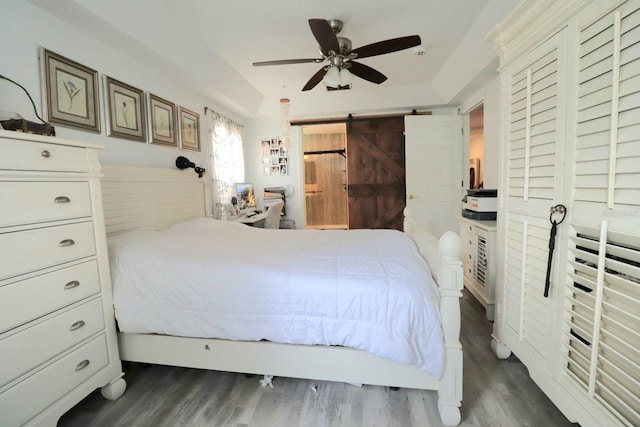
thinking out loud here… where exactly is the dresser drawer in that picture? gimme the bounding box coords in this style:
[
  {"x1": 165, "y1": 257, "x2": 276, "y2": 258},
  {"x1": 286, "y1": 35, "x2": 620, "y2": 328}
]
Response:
[
  {"x1": 0, "y1": 334, "x2": 108, "y2": 427},
  {"x1": 0, "y1": 181, "x2": 92, "y2": 227},
  {"x1": 0, "y1": 138, "x2": 90, "y2": 173},
  {"x1": 0, "y1": 260, "x2": 101, "y2": 333},
  {"x1": 0, "y1": 298, "x2": 105, "y2": 386},
  {"x1": 0, "y1": 221, "x2": 96, "y2": 280},
  {"x1": 463, "y1": 259, "x2": 475, "y2": 279}
]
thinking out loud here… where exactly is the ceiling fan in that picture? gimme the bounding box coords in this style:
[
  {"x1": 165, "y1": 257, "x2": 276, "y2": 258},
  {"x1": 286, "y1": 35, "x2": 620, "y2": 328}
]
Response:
[{"x1": 252, "y1": 19, "x2": 421, "y2": 91}]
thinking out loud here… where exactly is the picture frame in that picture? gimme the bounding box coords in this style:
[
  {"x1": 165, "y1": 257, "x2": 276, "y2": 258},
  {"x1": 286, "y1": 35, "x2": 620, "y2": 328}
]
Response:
[
  {"x1": 178, "y1": 107, "x2": 200, "y2": 151},
  {"x1": 39, "y1": 48, "x2": 100, "y2": 133},
  {"x1": 104, "y1": 76, "x2": 147, "y2": 142},
  {"x1": 148, "y1": 93, "x2": 177, "y2": 147}
]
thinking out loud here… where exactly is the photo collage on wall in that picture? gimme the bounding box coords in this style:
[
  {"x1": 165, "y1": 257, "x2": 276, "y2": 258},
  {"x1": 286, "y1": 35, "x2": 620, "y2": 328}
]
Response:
[{"x1": 262, "y1": 138, "x2": 288, "y2": 175}]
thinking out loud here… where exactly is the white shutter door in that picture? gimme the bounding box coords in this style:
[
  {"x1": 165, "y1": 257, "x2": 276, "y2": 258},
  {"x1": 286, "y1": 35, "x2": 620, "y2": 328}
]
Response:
[
  {"x1": 501, "y1": 30, "x2": 567, "y2": 367},
  {"x1": 564, "y1": 2, "x2": 640, "y2": 425}
]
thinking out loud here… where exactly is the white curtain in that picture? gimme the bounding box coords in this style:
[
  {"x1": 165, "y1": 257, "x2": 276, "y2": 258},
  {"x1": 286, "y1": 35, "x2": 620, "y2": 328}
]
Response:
[{"x1": 206, "y1": 108, "x2": 244, "y2": 219}]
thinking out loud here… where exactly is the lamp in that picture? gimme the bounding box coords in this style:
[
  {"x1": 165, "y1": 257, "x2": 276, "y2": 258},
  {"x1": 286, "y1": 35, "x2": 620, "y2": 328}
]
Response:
[
  {"x1": 323, "y1": 66, "x2": 341, "y2": 87},
  {"x1": 322, "y1": 65, "x2": 353, "y2": 88},
  {"x1": 339, "y1": 67, "x2": 353, "y2": 85},
  {"x1": 175, "y1": 156, "x2": 206, "y2": 178}
]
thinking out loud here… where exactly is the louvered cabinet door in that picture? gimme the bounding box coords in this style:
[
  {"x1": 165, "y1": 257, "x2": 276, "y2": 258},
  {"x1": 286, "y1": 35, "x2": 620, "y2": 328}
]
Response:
[
  {"x1": 563, "y1": 1, "x2": 640, "y2": 425},
  {"x1": 497, "y1": 29, "x2": 569, "y2": 370}
]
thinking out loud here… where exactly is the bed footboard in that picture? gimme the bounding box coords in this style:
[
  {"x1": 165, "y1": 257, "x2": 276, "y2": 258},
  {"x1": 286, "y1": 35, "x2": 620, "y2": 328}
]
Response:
[{"x1": 403, "y1": 207, "x2": 463, "y2": 425}]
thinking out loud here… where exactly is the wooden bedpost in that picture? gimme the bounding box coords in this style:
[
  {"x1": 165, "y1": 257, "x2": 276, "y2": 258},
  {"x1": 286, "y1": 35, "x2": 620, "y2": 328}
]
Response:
[
  {"x1": 403, "y1": 208, "x2": 463, "y2": 425},
  {"x1": 436, "y1": 230, "x2": 463, "y2": 426}
]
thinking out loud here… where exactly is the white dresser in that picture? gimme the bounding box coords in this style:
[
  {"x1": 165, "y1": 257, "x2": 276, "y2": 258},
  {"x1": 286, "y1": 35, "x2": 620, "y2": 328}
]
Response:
[
  {"x1": 0, "y1": 130, "x2": 125, "y2": 426},
  {"x1": 459, "y1": 217, "x2": 497, "y2": 321}
]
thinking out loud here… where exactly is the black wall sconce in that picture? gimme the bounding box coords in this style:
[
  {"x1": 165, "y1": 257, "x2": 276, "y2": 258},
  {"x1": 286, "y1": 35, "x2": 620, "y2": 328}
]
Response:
[{"x1": 176, "y1": 156, "x2": 206, "y2": 178}]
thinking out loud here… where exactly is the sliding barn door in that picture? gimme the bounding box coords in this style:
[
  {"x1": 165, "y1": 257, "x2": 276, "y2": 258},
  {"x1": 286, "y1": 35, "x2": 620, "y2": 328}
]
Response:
[
  {"x1": 496, "y1": 29, "x2": 569, "y2": 373},
  {"x1": 346, "y1": 117, "x2": 406, "y2": 230},
  {"x1": 562, "y1": 2, "x2": 640, "y2": 425}
]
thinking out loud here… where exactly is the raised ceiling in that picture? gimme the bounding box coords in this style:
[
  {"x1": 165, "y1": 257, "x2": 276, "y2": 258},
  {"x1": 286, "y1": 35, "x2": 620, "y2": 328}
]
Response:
[{"x1": 28, "y1": 0, "x2": 521, "y2": 119}]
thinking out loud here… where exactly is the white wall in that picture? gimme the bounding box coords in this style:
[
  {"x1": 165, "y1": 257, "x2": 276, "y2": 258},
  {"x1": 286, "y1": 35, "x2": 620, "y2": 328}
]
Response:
[
  {"x1": 0, "y1": 1, "x2": 239, "y2": 171},
  {"x1": 243, "y1": 118, "x2": 306, "y2": 228}
]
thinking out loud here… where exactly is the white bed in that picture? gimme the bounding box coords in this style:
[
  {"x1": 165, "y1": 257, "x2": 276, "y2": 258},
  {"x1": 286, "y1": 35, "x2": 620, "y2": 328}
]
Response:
[{"x1": 101, "y1": 164, "x2": 463, "y2": 425}]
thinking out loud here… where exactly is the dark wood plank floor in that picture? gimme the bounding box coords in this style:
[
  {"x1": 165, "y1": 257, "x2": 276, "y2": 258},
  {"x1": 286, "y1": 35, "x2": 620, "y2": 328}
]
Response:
[{"x1": 58, "y1": 290, "x2": 577, "y2": 426}]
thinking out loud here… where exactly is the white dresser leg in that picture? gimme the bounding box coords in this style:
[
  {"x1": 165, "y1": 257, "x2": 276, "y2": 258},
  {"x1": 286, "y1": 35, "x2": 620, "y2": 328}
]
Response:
[{"x1": 100, "y1": 374, "x2": 126, "y2": 401}]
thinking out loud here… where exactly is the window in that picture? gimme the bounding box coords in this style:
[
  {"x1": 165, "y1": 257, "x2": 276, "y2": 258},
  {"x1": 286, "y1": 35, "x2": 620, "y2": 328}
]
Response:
[{"x1": 207, "y1": 109, "x2": 244, "y2": 219}]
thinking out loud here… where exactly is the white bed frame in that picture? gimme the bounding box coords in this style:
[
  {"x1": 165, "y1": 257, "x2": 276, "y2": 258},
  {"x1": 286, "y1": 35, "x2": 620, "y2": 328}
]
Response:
[{"x1": 101, "y1": 164, "x2": 464, "y2": 425}]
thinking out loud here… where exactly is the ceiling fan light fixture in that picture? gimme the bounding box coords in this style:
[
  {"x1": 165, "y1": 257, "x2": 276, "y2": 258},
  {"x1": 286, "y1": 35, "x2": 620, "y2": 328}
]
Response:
[
  {"x1": 323, "y1": 65, "x2": 341, "y2": 87},
  {"x1": 339, "y1": 67, "x2": 353, "y2": 85}
]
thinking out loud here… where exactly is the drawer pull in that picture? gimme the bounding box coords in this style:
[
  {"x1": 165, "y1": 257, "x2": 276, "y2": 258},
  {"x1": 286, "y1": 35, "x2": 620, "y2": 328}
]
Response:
[
  {"x1": 41, "y1": 150, "x2": 51, "y2": 158},
  {"x1": 64, "y1": 280, "x2": 80, "y2": 290},
  {"x1": 54, "y1": 196, "x2": 71, "y2": 203},
  {"x1": 75, "y1": 359, "x2": 90, "y2": 371},
  {"x1": 70, "y1": 320, "x2": 86, "y2": 331},
  {"x1": 59, "y1": 239, "x2": 76, "y2": 247}
]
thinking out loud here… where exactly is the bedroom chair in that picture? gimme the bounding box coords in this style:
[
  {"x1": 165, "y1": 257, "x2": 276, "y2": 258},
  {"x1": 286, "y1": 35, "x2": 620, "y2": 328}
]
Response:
[{"x1": 264, "y1": 200, "x2": 284, "y2": 229}]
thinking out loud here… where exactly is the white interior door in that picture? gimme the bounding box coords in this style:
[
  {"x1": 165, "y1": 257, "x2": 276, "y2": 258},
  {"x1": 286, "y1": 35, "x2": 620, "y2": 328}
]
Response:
[{"x1": 404, "y1": 115, "x2": 463, "y2": 237}]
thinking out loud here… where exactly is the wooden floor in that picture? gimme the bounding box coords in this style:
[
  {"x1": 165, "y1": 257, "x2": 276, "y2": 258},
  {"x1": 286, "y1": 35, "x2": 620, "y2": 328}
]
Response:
[{"x1": 58, "y1": 290, "x2": 577, "y2": 426}]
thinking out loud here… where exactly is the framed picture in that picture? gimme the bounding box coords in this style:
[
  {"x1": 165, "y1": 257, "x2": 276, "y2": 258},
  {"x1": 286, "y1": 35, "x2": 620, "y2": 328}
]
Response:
[
  {"x1": 39, "y1": 48, "x2": 100, "y2": 133},
  {"x1": 104, "y1": 76, "x2": 146, "y2": 142},
  {"x1": 148, "y1": 93, "x2": 177, "y2": 147},
  {"x1": 178, "y1": 107, "x2": 200, "y2": 151}
]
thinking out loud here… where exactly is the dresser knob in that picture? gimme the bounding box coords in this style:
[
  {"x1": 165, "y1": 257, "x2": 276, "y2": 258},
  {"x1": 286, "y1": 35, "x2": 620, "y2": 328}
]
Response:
[
  {"x1": 70, "y1": 320, "x2": 85, "y2": 331},
  {"x1": 41, "y1": 150, "x2": 51, "y2": 158},
  {"x1": 75, "y1": 359, "x2": 90, "y2": 371},
  {"x1": 59, "y1": 239, "x2": 76, "y2": 247},
  {"x1": 54, "y1": 196, "x2": 71, "y2": 203}
]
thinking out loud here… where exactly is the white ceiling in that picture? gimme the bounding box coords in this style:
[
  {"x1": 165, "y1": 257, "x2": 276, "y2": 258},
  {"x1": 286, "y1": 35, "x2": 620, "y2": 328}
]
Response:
[{"x1": 29, "y1": 0, "x2": 521, "y2": 120}]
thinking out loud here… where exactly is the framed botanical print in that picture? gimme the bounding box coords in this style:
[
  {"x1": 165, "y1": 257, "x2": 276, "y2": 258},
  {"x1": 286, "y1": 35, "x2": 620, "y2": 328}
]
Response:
[
  {"x1": 104, "y1": 76, "x2": 147, "y2": 142},
  {"x1": 178, "y1": 107, "x2": 200, "y2": 151},
  {"x1": 39, "y1": 48, "x2": 100, "y2": 132},
  {"x1": 148, "y1": 93, "x2": 177, "y2": 147}
]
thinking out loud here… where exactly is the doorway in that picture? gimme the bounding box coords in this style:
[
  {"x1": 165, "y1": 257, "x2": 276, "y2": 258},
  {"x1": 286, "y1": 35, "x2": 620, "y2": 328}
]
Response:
[
  {"x1": 469, "y1": 104, "x2": 484, "y2": 189},
  {"x1": 303, "y1": 124, "x2": 348, "y2": 229}
]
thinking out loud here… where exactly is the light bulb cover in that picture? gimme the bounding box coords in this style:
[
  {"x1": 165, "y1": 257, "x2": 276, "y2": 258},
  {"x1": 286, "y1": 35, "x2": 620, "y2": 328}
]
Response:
[
  {"x1": 339, "y1": 68, "x2": 353, "y2": 85},
  {"x1": 323, "y1": 66, "x2": 340, "y2": 87}
]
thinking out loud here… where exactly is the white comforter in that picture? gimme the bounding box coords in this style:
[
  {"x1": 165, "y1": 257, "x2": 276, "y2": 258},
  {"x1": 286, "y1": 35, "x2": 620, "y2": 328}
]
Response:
[{"x1": 109, "y1": 218, "x2": 444, "y2": 378}]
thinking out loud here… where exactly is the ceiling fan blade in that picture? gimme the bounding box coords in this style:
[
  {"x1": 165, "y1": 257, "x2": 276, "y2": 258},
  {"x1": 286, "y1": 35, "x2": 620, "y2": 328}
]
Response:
[
  {"x1": 253, "y1": 58, "x2": 324, "y2": 66},
  {"x1": 351, "y1": 35, "x2": 421, "y2": 59},
  {"x1": 302, "y1": 67, "x2": 327, "y2": 91},
  {"x1": 309, "y1": 19, "x2": 340, "y2": 56},
  {"x1": 348, "y1": 61, "x2": 387, "y2": 84}
]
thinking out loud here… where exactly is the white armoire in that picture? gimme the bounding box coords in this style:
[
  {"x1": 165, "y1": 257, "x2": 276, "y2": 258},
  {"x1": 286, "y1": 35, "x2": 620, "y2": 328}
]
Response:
[{"x1": 489, "y1": 0, "x2": 640, "y2": 426}]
